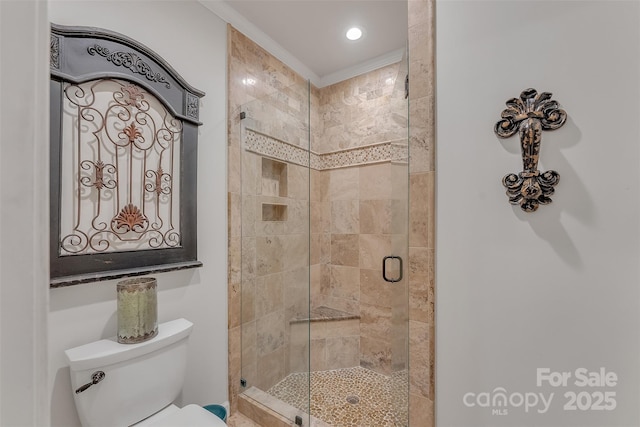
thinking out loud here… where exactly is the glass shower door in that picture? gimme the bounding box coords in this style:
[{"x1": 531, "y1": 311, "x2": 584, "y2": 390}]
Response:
[
  {"x1": 238, "y1": 81, "x2": 311, "y2": 424},
  {"x1": 305, "y1": 58, "x2": 410, "y2": 426},
  {"x1": 237, "y1": 60, "x2": 409, "y2": 427}
]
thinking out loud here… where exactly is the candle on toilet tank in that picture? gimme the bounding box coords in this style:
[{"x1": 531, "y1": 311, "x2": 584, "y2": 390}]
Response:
[{"x1": 117, "y1": 277, "x2": 158, "y2": 344}]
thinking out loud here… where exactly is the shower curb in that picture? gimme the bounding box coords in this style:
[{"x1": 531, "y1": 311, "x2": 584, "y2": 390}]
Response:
[{"x1": 238, "y1": 387, "x2": 331, "y2": 427}]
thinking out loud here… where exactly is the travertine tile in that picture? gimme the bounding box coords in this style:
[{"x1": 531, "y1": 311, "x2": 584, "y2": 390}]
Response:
[
  {"x1": 329, "y1": 167, "x2": 359, "y2": 200},
  {"x1": 238, "y1": 391, "x2": 291, "y2": 427},
  {"x1": 310, "y1": 233, "x2": 321, "y2": 265},
  {"x1": 409, "y1": 173, "x2": 430, "y2": 247},
  {"x1": 359, "y1": 234, "x2": 391, "y2": 270},
  {"x1": 310, "y1": 203, "x2": 323, "y2": 234},
  {"x1": 330, "y1": 234, "x2": 359, "y2": 267},
  {"x1": 284, "y1": 267, "x2": 310, "y2": 318},
  {"x1": 313, "y1": 196, "x2": 327, "y2": 230},
  {"x1": 359, "y1": 163, "x2": 391, "y2": 200},
  {"x1": 360, "y1": 303, "x2": 392, "y2": 343},
  {"x1": 320, "y1": 233, "x2": 331, "y2": 264},
  {"x1": 312, "y1": 318, "x2": 359, "y2": 340},
  {"x1": 329, "y1": 265, "x2": 360, "y2": 301},
  {"x1": 310, "y1": 338, "x2": 327, "y2": 372},
  {"x1": 324, "y1": 296, "x2": 360, "y2": 316},
  {"x1": 409, "y1": 393, "x2": 434, "y2": 427},
  {"x1": 229, "y1": 325, "x2": 242, "y2": 412},
  {"x1": 360, "y1": 336, "x2": 392, "y2": 375},
  {"x1": 359, "y1": 199, "x2": 392, "y2": 234},
  {"x1": 360, "y1": 268, "x2": 392, "y2": 309},
  {"x1": 227, "y1": 411, "x2": 262, "y2": 427},
  {"x1": 241, "y1": 237, "x2": 257, "y2": 279},
  {"x1": 310, "y1": 265, "x2": 326, "y2": 305},
  {"x1": 326, "y1": 335, "x2": 360, "y2": 369},
  {"x1": 285, "y1": 200, "x2": 309, "y2": 235},
  {"x1": 409, "y1": 320, "x2": 430, "y2": 398},
  {"x1": 310, "y1": 169, "x2": 329, "y2": 202},
  {"x1": 256, "y1": 346, "x2": 286, "y2": 391},
  {"x1": 288, "y1": 331, "x2": 310, "y2": 374},
  {"x1": 255, "y1": 273, "x2": 283, "y2": 318},
  {"x1": 255, "y1": 236, "x2": 283, "y2": 275},
  {"x1": 331, "y1": 199, "x2": 359, "y2": 234},
  {"x1": 242, "y1": 151, "x2": 260, "y2": 196},
  {"x1": 408, "y1": 0, "x2": 430, "y2": 31},
  {"x1": 409, "y1": 247, "x2": 430, "y2": 323},
  {"x1": 287, "y1": 163, "x2": 309, "y2": 200},
  {"x1": 283, "y1": 234, "x2": 309, "y2": 271},
  {"x1": 229, "y1": 234, "x2": 242, "y2": 284},
  {"x1": 241, "y1": 278, "x2": 255, "y2": 322},
  {"x1": 241, "y1": 195, "x2": 256, "y2": 237},
  {"x1": 256, "y1": 310, "x2": 285, "y2": 356},
  {"x1": 409, "y1": 97, "x2": 435, "y2": 173},
  {"x1": 229, "y1": 286, "x2": 242, "y2": 334},
  {"x1": 229, "y1": 192, "x2": 242, "y2": 238},
  {"x1": 228, "y1": 145, "x2": 241, "y2": 194}
]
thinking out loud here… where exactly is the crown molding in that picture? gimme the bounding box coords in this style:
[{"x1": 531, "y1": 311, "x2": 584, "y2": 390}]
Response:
[
  {"x1": 198, "y1": 0, "x2": 404, "y2": 88},
  {"x1": 198, "y1": 0, "x2": 321, "y2": 86},
  {"x1": 318, "y1": 47, "x2": 405, "y2": 88}
]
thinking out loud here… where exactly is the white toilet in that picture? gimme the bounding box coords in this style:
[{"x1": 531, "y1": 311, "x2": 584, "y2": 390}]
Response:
[{"x1": 65, "y1": 318, "x2": 227, "y2": 427}]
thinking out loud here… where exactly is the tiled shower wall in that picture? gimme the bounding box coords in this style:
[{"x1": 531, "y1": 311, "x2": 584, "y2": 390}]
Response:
[
  {"x1": 310, "y1": 64, "x2": 409, "y2": 376},
  {"x1": 407, "y1": 1, "x2": 436, "y2": 426}
]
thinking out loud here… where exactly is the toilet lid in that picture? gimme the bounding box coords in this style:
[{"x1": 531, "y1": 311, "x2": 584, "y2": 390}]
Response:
[{"x1": 149, "y1": 404, "x2": 227, "y2": 426}]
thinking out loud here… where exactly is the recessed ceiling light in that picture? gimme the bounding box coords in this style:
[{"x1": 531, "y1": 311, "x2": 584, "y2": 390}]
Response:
[{"x1": 346, "y1": 27, "x2": 362, "y2": 41}]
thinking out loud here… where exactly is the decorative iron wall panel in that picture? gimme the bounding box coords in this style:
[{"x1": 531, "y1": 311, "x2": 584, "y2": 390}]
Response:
[
  {"x1": 50, "y1": 24, "x2": 205, "y2": 287},
  {"x1": 60, "y1": 79, "x2": 182, "y2": 255}
]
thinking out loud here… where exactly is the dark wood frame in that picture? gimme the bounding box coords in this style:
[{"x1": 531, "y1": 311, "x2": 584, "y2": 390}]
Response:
[{"x1": 49, "y1": 24, "x2": 204, "y2": 287}]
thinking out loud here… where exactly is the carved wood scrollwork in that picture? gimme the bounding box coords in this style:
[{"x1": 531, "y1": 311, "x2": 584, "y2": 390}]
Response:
[{"x1": 494, "y1": 88, "x2": 566, "y2": 212}]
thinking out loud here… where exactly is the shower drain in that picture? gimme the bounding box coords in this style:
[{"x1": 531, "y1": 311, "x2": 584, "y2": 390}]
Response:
[{"x1": 346, "y1": 395, "x2": 360, "y2": 404}]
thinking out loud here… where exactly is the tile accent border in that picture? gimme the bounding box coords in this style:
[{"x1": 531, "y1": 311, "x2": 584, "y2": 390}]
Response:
[{"x1": 244, "y1": 128, "x2": 408, "y2": 171}]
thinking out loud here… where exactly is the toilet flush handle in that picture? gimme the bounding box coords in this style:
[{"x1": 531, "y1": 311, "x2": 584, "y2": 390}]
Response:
[{"x1": 75, "y1": 371, "x2": 105, "y2": 394}]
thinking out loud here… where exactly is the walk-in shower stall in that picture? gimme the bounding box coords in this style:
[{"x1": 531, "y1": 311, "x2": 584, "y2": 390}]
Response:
[{"x1": 235, "y1": 49, "x2": 410, "y2": 426}]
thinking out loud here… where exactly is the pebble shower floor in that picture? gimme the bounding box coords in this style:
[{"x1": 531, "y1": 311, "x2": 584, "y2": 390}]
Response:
[{"x1": 267, "y1": 366, "x2": 408, "y2": 427}]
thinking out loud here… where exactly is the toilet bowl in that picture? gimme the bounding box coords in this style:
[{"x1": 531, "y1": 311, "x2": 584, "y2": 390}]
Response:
[{"x1": 65, "y1": 318, "x2": 226, "y2": 426}]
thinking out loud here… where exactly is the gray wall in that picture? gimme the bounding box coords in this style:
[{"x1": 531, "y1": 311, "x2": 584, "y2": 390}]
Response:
[
  {"x1": 0, "y1": 1, "x2": 50, "y2": 425},
  {"x1": 436, "y1": 1, "x2": 640, "y2": 426},
  {"x1": 47, "y1": 2, "x2": 229, "y2": 426}
]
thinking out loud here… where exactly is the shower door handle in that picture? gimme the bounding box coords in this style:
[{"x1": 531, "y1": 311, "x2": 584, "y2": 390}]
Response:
[{"x1": 382, "y1": 256, "x2": 403, "y2": 283}]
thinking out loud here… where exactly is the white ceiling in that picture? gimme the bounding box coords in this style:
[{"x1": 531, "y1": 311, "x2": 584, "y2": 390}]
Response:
[{"x1": 200, "y1": 0, "x2": 408, "y2": 87}]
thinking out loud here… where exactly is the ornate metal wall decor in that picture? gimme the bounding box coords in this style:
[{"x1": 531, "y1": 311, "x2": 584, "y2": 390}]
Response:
[
  {"x1": 50, "y1": 24, "x2": 205, "y2": 287},
  {"x1": 59, "y1": 79, "x2": 181, "y2": 255},
  {"x1": 494, "y1": 88, "x2": 566, "y2": 212}
]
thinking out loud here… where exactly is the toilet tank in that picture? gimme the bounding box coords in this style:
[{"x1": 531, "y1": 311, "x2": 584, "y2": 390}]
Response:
[{"x1": 65, "y1": 318, "x2": 194, "y2": 427}]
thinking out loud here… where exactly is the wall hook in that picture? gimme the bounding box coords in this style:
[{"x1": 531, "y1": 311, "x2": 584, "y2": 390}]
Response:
[{"x1": 494, "y1": 88, "x2": 566, "y2": 212}]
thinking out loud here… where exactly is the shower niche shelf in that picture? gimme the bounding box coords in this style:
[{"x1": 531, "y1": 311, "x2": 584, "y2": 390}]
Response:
[
  {"x1": 261, "y1": 157, "x2": 288, "y2": 197},
  {"x1": 262, "y1": 203, "x2": 288, "y2": 222}
]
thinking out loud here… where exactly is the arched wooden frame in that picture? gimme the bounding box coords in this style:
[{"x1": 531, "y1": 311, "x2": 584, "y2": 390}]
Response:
[{"x1": 50, "y1": 24, "x2": 204, "y2": 287}]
